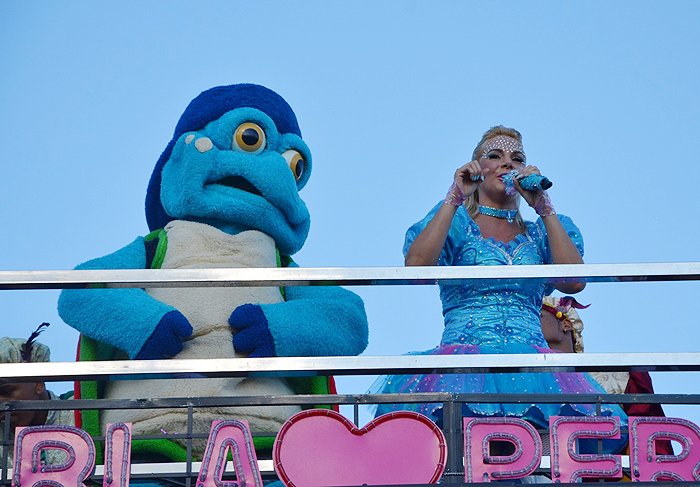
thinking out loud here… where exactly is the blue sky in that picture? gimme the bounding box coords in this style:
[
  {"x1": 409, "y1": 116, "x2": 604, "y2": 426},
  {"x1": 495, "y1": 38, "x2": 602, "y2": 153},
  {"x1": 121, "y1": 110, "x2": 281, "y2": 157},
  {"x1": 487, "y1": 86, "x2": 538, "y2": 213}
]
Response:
[{"x1": 2, "y1": 1, "x2": 699, "y2": 426}]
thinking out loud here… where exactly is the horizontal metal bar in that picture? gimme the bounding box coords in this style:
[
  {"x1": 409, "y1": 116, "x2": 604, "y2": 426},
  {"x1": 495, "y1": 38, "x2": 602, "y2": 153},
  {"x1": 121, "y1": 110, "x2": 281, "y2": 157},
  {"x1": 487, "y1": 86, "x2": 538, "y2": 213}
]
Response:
[
  {"x1": 1, "y1": 262, "x2": 700, "y2": 290},
  {"x1": 1, "y1": 353, "x2": 699, "y2": 382},
  {"x1": 0, "y1": 479, "x2": 691, "y2": 487},
  {"x1": 3, "y1": 392, "x2": 700, "y2": 412},
  {"x1": 10, "y1": 463, "x2": 697, "y2": 487},
  {"x1": 1, "y1": 460, "x2": 277, "y2": 479}
]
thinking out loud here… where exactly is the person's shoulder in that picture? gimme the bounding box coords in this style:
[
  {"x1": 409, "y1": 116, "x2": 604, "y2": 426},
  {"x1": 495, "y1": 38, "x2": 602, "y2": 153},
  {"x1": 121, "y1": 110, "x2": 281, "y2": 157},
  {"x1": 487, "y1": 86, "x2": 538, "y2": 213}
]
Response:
[
  {"x1": 531, "y1": 213, "x2": 584, "y2": 256},
  {"x1": 531, "y1": 213, "x2": 579, "y2": 229},
  {"x1": 551, "y1": 213, "x2": 582, "y2": 236},
  {"x1": 59, "y1": 391, "x2": 74, "y2": 400},
  {"x1": 525, "y1": 213, "x2": 578, "y2": 237}
]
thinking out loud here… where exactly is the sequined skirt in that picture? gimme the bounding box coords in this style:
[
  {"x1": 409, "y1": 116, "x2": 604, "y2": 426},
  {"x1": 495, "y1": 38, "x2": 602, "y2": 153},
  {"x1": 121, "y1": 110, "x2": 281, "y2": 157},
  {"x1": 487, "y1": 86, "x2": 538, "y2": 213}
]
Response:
[{"x1": 369, "y1": 343, "x2": 628, "y2": 431}]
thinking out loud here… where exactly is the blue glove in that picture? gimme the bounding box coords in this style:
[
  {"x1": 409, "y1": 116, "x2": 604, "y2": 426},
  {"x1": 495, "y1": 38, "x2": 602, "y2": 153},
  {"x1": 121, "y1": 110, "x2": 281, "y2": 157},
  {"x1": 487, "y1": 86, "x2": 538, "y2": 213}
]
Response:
[
  {"x1": 135, "y1": 310, "x2": 192, "y2": 360},
  {"x1": 230, "y1": 304, "x2": 276, "y2": 357}
]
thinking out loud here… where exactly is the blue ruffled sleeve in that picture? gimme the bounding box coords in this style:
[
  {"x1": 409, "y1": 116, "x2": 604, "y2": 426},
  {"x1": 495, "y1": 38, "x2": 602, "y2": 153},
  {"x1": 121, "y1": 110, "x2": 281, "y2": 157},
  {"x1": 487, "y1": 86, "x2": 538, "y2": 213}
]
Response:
[
  {"x1": 535, "y1": 214, "x2": 584, "y2": 263},
  {"x1": 403, "y1": 202, "x2": 472, "y2": 267}
]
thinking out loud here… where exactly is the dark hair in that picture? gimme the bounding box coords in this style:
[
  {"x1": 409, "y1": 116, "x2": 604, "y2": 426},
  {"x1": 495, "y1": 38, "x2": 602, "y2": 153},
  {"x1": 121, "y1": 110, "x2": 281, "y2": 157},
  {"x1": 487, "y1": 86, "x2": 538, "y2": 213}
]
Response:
[{"x1": 20, "y1": 322, "x2": 49, "y2": 363}]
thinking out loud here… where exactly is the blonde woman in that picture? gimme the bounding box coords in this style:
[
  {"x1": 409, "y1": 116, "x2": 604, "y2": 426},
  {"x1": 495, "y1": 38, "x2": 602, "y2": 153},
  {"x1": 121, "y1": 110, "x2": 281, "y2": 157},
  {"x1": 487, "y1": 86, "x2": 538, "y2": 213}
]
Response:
[{"x1": 372, "y1": 126, "x2": 626, "y2": 443}]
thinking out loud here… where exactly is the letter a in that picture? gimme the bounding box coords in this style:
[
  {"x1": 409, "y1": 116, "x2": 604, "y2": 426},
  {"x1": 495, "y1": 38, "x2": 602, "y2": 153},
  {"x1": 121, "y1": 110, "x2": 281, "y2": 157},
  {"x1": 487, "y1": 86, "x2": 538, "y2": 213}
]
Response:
[
  {"x1": 463, "y1": 417, "x2": 542, "y2": 483},
  {"x1": 198, "y1": 420, "x2": 262, "y2": 487}
]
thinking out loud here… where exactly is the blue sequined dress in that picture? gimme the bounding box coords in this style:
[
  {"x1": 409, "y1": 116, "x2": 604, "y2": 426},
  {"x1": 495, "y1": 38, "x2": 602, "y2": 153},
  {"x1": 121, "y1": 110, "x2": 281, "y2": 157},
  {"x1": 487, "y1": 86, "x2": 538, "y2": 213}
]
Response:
[{"x1": 371, "y1": 202, "x2": 628, "y2": 431}]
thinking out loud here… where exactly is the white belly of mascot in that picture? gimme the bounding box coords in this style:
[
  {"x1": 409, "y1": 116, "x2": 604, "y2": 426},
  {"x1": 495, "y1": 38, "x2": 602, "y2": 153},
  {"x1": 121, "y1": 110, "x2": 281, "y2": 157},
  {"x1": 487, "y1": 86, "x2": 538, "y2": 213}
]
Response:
[{"x1": 103, "y1": 221, "x2": 301, "y2": 442}]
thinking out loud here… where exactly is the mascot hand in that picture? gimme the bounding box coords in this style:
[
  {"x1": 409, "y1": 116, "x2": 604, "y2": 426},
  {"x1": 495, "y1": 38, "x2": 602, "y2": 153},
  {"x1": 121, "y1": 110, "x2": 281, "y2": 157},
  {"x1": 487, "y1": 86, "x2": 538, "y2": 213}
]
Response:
[
  {"x1": 230, "y1": 304, "x2": 277, "y2": 357},
  {"x1": 135, "y1": 310, "x2": 193, "y2": 360}
]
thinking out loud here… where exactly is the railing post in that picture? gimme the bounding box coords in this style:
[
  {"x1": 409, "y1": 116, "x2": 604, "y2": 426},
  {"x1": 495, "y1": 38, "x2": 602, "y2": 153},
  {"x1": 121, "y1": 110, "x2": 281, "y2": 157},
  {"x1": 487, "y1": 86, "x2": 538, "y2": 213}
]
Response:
[
  {"x1": 186, "y1": 403, "x2": 193, "y2": 487},
  {"x1": 1, "y1": 410, "x2": 9, "y2": 485},
  {"x1": 442, "y1": 396, "x2": 463, "y2": 483},
  {"x1": 596, "y1": 401, "x2": 604, "y2": 457}
]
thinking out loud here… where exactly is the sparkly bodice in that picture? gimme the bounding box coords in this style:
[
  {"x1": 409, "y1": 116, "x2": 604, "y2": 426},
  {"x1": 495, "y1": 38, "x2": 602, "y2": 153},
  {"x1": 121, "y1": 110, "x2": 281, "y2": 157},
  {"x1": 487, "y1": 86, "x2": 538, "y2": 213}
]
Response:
[{"x1": 403, "y1": 202, "x2": 584, "y2": 349}]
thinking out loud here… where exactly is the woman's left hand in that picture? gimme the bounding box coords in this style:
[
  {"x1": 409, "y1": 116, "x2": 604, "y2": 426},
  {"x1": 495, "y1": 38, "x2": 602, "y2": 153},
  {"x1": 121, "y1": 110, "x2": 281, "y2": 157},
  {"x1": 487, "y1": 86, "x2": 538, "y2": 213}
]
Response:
[{"x1": 511, "y1": 165, "x2": 543, "y2": 207}]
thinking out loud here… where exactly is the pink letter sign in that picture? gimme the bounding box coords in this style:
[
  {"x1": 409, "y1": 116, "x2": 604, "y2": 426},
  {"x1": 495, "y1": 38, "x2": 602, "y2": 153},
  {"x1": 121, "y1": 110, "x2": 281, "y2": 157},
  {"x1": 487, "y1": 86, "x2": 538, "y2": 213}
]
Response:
[
  {"x1": 549, "y1": 416, "x2": 622, "y2": 483},
  {"x1": 12, "y1": 425, "x2": 96, "y2": 487},
  {"x1": 198, "y1": 420, "x2": 262, "y2": 487},
  {"x1": 630, "y1": 416, "x2": 700, "y2": 481},
  {"x1": 463, "y1": 417, "x2": 542, "y2": 483},
  {"x1": 273, "y1": 409, "x2": 447, "y2": 487},
  {"x1": 103, "y1": 423, "x2": 132, "y2": 487}
]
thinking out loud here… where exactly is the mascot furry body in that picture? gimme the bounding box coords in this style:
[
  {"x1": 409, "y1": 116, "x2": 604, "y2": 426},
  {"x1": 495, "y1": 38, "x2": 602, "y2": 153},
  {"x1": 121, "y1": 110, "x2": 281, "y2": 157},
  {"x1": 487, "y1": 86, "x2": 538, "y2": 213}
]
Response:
[{"x1": 58, "y1": 84, "x2": 369, "y2": 459}]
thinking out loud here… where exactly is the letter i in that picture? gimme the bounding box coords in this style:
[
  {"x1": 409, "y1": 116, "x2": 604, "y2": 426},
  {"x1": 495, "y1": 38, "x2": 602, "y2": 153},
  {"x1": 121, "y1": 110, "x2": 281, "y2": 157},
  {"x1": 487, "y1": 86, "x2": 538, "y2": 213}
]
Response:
[{"x1": 103, "y1": 423, "x2": 132, "y2": 487}]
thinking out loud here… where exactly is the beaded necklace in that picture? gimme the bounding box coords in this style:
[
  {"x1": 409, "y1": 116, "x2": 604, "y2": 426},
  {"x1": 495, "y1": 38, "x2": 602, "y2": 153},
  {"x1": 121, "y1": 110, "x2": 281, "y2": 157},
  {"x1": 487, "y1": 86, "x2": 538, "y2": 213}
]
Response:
[{"x1": 478, "y1": 205, "x2": 518, "y2": 223}]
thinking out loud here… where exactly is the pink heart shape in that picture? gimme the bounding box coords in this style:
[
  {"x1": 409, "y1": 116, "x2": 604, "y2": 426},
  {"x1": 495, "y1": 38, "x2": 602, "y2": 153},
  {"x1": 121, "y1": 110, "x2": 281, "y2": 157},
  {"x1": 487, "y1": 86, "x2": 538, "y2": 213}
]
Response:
[{"x1": 273, "y1": 409, "x2": 447, "y2": 487}]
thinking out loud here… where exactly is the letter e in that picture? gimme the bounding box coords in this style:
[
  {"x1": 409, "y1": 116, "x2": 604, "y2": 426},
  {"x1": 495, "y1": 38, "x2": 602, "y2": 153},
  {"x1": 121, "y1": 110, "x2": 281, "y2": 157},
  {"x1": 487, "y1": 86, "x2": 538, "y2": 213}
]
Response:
[{"x1": 549, "y1": 415, "x2": 622, "y2": 482}]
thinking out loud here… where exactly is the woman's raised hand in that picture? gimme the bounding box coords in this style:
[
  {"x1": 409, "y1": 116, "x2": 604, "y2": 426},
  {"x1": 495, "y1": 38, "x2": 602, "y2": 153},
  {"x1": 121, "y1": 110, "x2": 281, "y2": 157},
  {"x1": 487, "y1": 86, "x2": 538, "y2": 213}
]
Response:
[
  {"x1": 454, "y1": 160, "x2": 483, "y2": 198},
  {"x1": 511, "y1": 164, "x2": 540, "y2": 205},
  {"x1": 444, "y1": 160, "x2": 483, "y2": 207},
  {"x1": 513, "y1": 165, "x2": 556, "y2": 217}
]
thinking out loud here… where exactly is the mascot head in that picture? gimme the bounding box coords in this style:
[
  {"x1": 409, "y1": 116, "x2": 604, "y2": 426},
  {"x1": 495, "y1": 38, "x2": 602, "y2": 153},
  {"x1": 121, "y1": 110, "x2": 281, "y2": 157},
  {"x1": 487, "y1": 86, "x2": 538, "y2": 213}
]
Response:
[{"x1": 145, "y1": 84, "x2": 312, "y2": 255}]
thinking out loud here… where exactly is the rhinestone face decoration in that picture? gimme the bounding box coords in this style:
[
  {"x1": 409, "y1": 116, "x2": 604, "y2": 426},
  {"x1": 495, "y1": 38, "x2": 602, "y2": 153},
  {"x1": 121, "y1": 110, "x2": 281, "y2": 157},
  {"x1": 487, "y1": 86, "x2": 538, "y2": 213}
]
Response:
[{"x1": 480, "y1": 136, "x2": 525, "y2": 160}]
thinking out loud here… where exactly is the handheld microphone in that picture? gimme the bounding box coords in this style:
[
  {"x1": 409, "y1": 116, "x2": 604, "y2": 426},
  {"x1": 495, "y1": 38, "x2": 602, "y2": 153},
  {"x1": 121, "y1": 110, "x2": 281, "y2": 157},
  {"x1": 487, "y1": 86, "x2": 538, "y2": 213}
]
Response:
[{"x1": 517, "y1": 173, "x2": 552, "y2": 191}]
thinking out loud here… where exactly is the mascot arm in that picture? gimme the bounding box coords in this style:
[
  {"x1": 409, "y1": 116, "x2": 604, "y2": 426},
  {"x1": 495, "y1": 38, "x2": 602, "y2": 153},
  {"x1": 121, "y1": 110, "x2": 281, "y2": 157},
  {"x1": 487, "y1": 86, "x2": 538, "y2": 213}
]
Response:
[
  {"x1": 57, "y1": 237, "x2": 192, "y2": 359},
  {"x1": 231, "y1": 285, "x2": 368, "y2": 357},
  {"x1": 268, "y1": 285, "x2": 368, "y2": 357}
]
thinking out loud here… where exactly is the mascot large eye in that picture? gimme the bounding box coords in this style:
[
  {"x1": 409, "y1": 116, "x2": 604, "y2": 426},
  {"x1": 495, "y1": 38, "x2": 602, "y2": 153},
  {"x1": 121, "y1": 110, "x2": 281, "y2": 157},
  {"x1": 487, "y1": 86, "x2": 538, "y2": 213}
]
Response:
[
  {"x1": 232, "y1": 123, "x2": 266, "y2": 154},
  {"x1": 282, "y1": 150, "x2": 305, "y2": 181}
]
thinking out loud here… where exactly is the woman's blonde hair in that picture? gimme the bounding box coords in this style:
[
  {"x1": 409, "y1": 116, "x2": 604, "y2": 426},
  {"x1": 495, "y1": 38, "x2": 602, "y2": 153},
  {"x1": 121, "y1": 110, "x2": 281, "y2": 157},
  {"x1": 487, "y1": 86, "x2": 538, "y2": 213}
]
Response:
[{"x1": 465, "y1": 125, "x2": 527, "y2": 231}]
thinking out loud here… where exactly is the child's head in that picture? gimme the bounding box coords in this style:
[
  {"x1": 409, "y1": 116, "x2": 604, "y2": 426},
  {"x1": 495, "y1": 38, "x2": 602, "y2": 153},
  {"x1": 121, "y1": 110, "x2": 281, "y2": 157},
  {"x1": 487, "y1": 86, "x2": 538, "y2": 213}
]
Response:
[
  {"x1": 0, "y1": 324, "x2": 52, "y2": 429},
  {"x1": 541, "y1": 297, "x2": 587, "y2": 353}
]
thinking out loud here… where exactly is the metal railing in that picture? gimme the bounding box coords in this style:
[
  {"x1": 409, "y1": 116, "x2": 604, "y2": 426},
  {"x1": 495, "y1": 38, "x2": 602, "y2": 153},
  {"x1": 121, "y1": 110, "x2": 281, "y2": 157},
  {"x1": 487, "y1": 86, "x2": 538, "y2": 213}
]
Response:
[
  {"x1": 3, "y1": 356, "x2": 699, "y2": 486},
  {"x1": 2, "y1": 262, "x2": 700, "y2": 290},
  {"x1": 2, "y1": 264, "x2": 700, "y2": 486}
]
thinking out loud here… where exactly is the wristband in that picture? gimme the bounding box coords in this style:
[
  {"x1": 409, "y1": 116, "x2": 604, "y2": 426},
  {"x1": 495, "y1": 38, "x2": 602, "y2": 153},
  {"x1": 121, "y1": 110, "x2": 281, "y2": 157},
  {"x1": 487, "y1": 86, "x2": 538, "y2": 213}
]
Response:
[
  {"x1": 532, "y1": 190, "x2": 556, "y2": 217},
  {"x1": 444, "y1": 182, "x2": 465, "y2": 207}
]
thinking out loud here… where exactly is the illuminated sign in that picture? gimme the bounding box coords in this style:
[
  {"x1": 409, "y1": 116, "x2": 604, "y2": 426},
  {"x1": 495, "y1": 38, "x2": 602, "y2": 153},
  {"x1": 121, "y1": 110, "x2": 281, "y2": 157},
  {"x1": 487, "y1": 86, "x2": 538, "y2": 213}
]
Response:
[{"x1": 10, "y1": 412, "x2": 700, "y2": 485}]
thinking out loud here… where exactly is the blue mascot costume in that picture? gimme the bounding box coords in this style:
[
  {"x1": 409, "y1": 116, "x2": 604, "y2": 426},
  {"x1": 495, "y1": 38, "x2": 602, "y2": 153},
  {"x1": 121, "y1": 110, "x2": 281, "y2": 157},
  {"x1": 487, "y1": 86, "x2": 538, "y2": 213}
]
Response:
[{"x1": 58, "y1": 84, "x2": 369, "y2": 462}]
